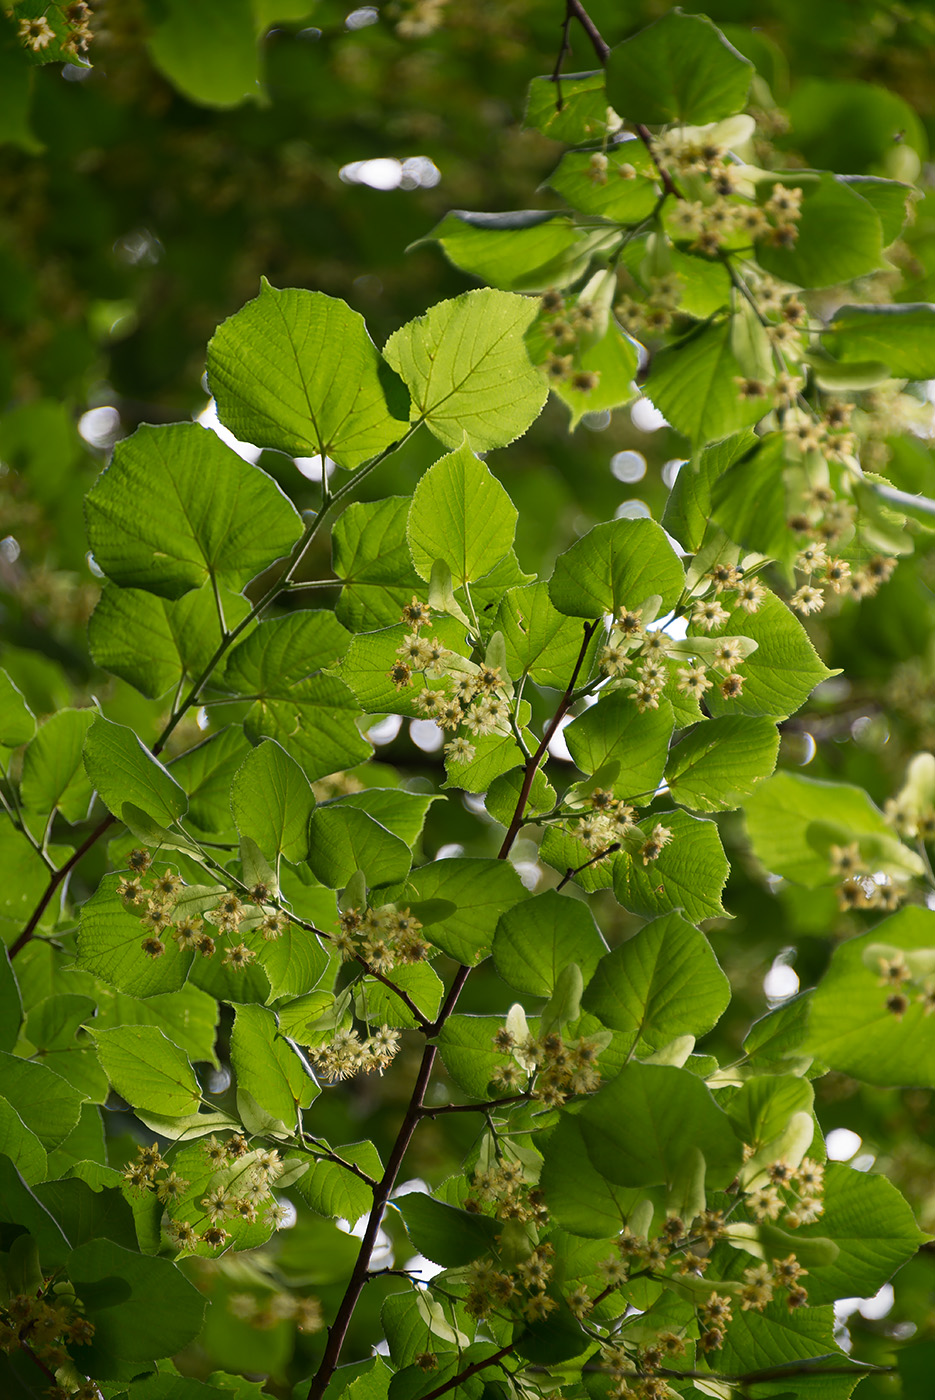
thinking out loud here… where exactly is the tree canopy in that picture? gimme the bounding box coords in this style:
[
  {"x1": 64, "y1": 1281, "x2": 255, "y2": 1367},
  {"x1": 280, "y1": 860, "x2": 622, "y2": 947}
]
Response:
[{"x1": 3, "y1": 3, "x2": 935, "y2": 1400}]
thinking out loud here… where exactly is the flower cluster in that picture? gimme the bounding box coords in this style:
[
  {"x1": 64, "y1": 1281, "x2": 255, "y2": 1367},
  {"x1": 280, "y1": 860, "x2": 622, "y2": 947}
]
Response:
[
  {"x1": 308, "y1": 1024, "x2": 401, "y2": 1082},
  {"x1": 462, "y1": 1244, "x2": 559, "y2": 1324},
  {"x1": 121, "y1": 1136, "x2": 290, "y2": 1252},
  {"x1": 334, "y1": 902, "x2": 428, "y2": 972},
  {"x1": 389, "y1": 597, "x2": 515, "y2": 766},
  {"x1": 17, "y1": 2, "x2": 93, "y2": 58},
  {"x1": 228, "y1": 1288, "x2": 324, "y2": 1333},
  {"x1": 0, "y1": 1286, "x2": 96, "y2": 1390},
  {"x1": 742, "y1": 1153, "x2": 825, "y2": 1230},
  {"x1": 876, "y1": 950, "x2": 935, "y2": 1020},
  {"x1": 464, "y1": 1159, "x2": 549, "y2": 1225},
  {"x1": 785, "y1": 539, "x2": 897, "y2": 618},
  {"x1": 489, "y1": 1025, "x2": 603, "y2": 1107},
  {"x1": 666, "y1": 178, "x2": 804, "y2": 258},
  {"x1": 118, "y1": 852, "x2": 289, "y2": 968},
  {"x1": 598, "y1": 597, "x2": 755, "y2": 711},
  {"x1": 826, "y1": 840, "x2": 904, "y2": 914}
]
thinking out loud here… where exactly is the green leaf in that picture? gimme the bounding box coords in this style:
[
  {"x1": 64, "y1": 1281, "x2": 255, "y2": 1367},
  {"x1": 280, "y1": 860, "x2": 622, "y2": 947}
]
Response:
[
  {"x1": 230, "y1": 1004, "x2": 317, "y2": 1131},
  {"x1": 484, "y1": 766, "x2": 556, "y2": 827},
  {"x1": 544, "y1": 321, "x2": 641, "y2": 431},
  {"x1": 390, "y1": 858, "x2": 527, "y2": 965},
  {"x1": 827, "y1": 302, "x2": 935, "y2": 379},
  {"x1": 796, "y1": 1163, "x2": 927, "y2": 1306},
  {"x1": 383, "y1": 289, "x2": 548, "y2": 451},
  {"x1": 207, "y1": 280, "x2": 409, "y2": 467},
  {"x1": 711, "y1": 1304, "x2": 854, "y2": 1400},
  {"x1": 331, "y1": 788, "x2": 439, "y2": 849},
  {"x1": 661, "y1": 432, "x2": 757, "y2": 554},
  {"x1": 77, "y1": 874, "x2": 192, "y2": 998},
  {"x1": 643, "y1": 320, "x2": 766, "y2": 448},
  {"x1": 230, "y1": 737, "x2": 314, "y2": 864},
  {"x1": 89, "y1": 1025, "x2": 201, "y2": 1116},
  {"x1": 494, "y1": 582, "x2": 594, "y2": 688},
  {"x1": 23, "y1": 993, "x2": 108, "y2": 1102},
  {"x1": 744, "y1": 770, "x2": 913, "y2": 887},
  {"x1": 224, "y1": 613, "x2": 369, "y2": 782},
  {"x1": 147, "y1": 0, "x2": 260, "y2": 108},
  {"x1": 493, "y1": 888, "x2": 607, "y2": 997},
  {"x1": 414, "y1": 210, "x2": 596, "y2": 293},
  {"x1": 84, "y1": 422, "x2": 302, "y2": 599},
  {"x1": 0, "y1": 1052, "x2": 84, "y2": 1148},
  {"x1": 840, "y1": 175, "x2": 914, "y2": 244},
  {"x1": 786, "y1": 76, "x2": 927, "y2": 176},
  {"x1": 549, "y1": 518, "x2": 685, "y2": 619},
  {"x1": 292, "y1": 1139, "x2": 382, "y2": 1225},
  {"x1": 83, "y1": 715, "x2": 188, "y2": 826},
  {"x1": 613, "y1": 809, "x2": 730, "y2": 923},
  {"x1": 0, "y1": 1096, "x2": 47, "y2": 1183},
  {"x1": 606, "y1": 11, "x2": 752, "y2": 125},
  {"x1": 20, "y1": 707, "x2": 95, "y2": 826},
  {"x1": 581, "y1": 910, "x2": 730, "y2": 1053},
  {"x1": 436, "y1": 1015, "x2": 515, "y2": 1099},
  {"x1": 333, "y1": 496, "x2": 424, "y2": 632},
  {"x1": 524, "y1": 70, "x2": 610, "y2": 144},
  {"x1": 407, "y1": 440, "x2": 517, "y2": 588},
  {"x1": 88, "y1": 584, "x2": 184, "y2": 700},
  {"x1": 93, "y1": 985, "x2": 219, "y2": 1068},
  {"x1": 339, "y1": 616, "x2": 467, "y2": 717},
  {"x1": 0, "y1": 669, "x2": 34, "y2": 746},
  {"x1": 664, "y1": 716, "x2": 779, "y2": 812},
  {"x1": 539, "y1": 1115, "x2": 641, "y2": 1239},
  {"x1": 807, "y1": 905, "x2": 935, "y2": 1085},
  {"x1": 88, "y1": 581, "x2": 252, "y2": 701},
  {"x1": 307, "y1": 806, "x2": 412, "y2": 889},
  {"x1": 538, "y1": 825, "x2": 615, "y2": 894},
  {"x1": 726, "y1": 1074, "x2": 814, "y2": 1148},
  {"x1": 0, "y1": 946, "x2": 22, "y2": 1053},
  {"x1": 397, "y1": 1191, "x2": 500, "y2": 1266},
  {"x1": 756, "y1": 172, "x2": 884, "y2": 289},
  {"x1": 579, "y1": 1061, "x2": 742, "y2": 1188},
  {"x1": 170, "y1": 725, "x2": 252, "y2": 836},
  {"x1": 546, "y1": 142, "x2": 658, "y2": 222},
  {"x1": 66, "y1": 1238, "x2": 205, "y2": 1376},
  {"x1": 355, "y1": 966, "x2": 440, "y2": 1035},
  {"x1": 564, "y1": 693, "x2": 674, "y2": 799},
  {"x1": 703, "y1": 588, "x2": 835, "y2": 722}
]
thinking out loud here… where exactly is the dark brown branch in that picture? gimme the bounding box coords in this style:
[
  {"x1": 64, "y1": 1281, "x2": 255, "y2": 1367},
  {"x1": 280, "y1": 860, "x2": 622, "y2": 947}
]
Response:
[
  {"x1": 306, "y1": 627, "x2": 601, "y2": 1400},
  {"x1": 556, "y1": 841, "x2": 620, "y2": 890},
  {"x1": 497, "y1": 620, "x2": 599, "y2": 859},
  {"x1": 417, "y1": 1344, "x2": 516, "y2": 1400},
  {"x1": 9, "y1": 812, "x2": 114, "y2": 959},
  {"x1": 417, "y1": 1094, "x2": 528, "y2": 1119},
  {"x1": 306, "y1": 1042, "x2": 439, "y2": 1400}
]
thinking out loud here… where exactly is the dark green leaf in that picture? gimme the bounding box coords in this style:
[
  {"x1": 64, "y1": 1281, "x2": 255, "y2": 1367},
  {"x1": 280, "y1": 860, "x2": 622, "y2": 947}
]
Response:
[
  {"x1": 0, "y1": 669, "x2": 34, "y2": 746},
  {"x1": 147, "y1": 0, "x2": 260, "y2": 108},
  {"x1": 230, "y1": 1003, "x2": 317, "y2": 1131},
  {"x1": 389, "y1": 858, "x2": 527, "y2": 965},
  {"x1": 0, "y1": 1052, "x2": 84, "y2": 1148},
  {"x1": 414, "y1": 210, "x2": 595, "y2": 294},
  {"x1": 21, "y1": 707, "x2": 95, "y2": 826},
  {"x1": 578, "y1": 1061, "x2": 742, "y2": 1188},
  {"x1": 606, "y1": 11, "x2": 752, "y2": 125},
  {"x1": 827, "y1": 302, "x2": 935, "y2": 379},
  {"x1": 643, "y1": 321, "x2": 765, "y2": 448},
  {"x1": 83, "y1": 715, "x2": 188, "y2": 826},
  {"x1": 397, "y1": 1191, "x2": 500, "y2": 1266},
  {"x1": 307, "y1": 805, "x2": 412, "y2": 889}
]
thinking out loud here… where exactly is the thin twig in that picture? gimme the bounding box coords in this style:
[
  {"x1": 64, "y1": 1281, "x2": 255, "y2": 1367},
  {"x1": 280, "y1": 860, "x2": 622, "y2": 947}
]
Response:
[
  {"x1": 556, "y1": 841, "x2": 620, "y2": 890},
  {"x1": 417, "y1": 1094, "x2": 528, "y2": 1119},
  {"x1": 497, "y1": 621, "x2": 599, "y2": 859},
  {"x1": 9, "y1": 813, "x2": 114, "y2": 959},
  {"x1": 417, "y1": 1344, "x2": 516, "y2": 1400}
]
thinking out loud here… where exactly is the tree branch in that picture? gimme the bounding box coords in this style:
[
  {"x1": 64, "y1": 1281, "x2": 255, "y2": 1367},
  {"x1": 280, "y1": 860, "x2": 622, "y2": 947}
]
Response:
[
  {"x1": 418, "y1": 1344, "x2": 516, "y2": 1400},
  {"x1": 417, "y1": 1094, "x2": 528, "y2": 1119},
  {"x1": 9, "y1": 812, "x2": 114, "y2": 959},
  {"x1": 497, "y1": 620, "x2": 598, "y2": 859}
]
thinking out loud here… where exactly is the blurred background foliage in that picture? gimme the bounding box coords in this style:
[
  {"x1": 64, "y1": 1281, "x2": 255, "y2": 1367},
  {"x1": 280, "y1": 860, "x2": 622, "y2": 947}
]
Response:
[{"x1": 4, "y1": 0, "x2": 935, "y2": 1391}]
